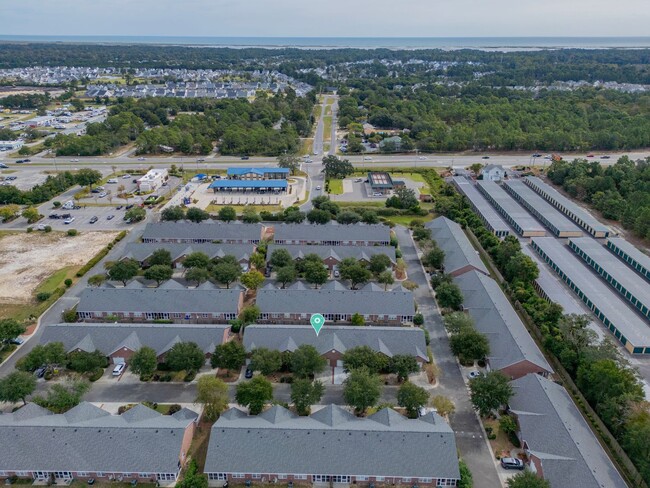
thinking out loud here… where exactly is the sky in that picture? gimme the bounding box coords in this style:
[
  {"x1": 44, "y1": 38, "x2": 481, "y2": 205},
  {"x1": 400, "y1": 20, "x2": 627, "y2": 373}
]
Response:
[{"x1": 1, "y1": 0, "x2": 649, "y2": 38}]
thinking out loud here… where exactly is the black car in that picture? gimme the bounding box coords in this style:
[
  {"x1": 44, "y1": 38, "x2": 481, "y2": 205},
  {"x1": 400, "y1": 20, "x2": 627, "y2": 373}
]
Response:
[
  {"x1": 245, "y1": 368, "x2": 254, "y2": 379},
  {"x1": 116, "y1": 205, "x2": 123, "y2": 210},
  {"x1": 241, "y1": 155, "x2": 250, "y2": 160},
  {"x1": 34, "y1": 367, "x2": 46, "y2": 378},
  {"x1": 49, "y1": 214, "x2": 59, "y2": 219},
  {"x1": 125, "y1": 204, "x2": 134, "y2": 210},
  {"x1": 15, "y1": 160, "x2": 24, "y2": 164},
  {"x1": 89, "y1": 216, "x2": 98, "y2": 224},
  {"x1": 60, "y1": 213, "x2": 71, "y2": 219}
]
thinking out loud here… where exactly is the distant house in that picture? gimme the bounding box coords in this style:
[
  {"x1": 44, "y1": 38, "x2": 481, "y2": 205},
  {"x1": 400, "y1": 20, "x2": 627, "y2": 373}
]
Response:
[
  {"x1": 267, "y1": 244, "x2": 396, "y2": 271},
  {"x1": 273, "y1": 223, "x2": 391, "y2": 246},
  {"x1": 141, "y1": 222, "x2": 265, "y2": 244},
  {"x1": 204, "y1": 405, "x2": 459, "y2": 486},
  {"x1": 481, "y1": 164, "x2": 506, "y2": 181},
  {"x1": 379, "y1": 135, "x2": 402, "y2": 151},
  {"x1": 0, "y1": 140, "x2": 24, "y2": 151},
  {"x1": 226, "y1": 167, "x2": 289, "y2": 180},
  {"x1": 40, "y1": 323, "x2": 230, "y2": 365},
  {"x1": 256, "y1": 281, "x2": 415, "y2": 325},
  {"x1": 0, "y1": 402, "x2": 198, "y2": 483},
  {"x1": 121, "y1": 242, "x2": 254, "y2": 269},
  {"x1": 425, "y1": 217, "x2": 489, "y2": 277}
]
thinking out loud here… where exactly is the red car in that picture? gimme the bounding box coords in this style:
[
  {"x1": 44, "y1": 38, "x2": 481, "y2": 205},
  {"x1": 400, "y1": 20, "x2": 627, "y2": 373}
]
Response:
[{"x1": 587, "y1": 154, "x2": 595, "y2": 158}]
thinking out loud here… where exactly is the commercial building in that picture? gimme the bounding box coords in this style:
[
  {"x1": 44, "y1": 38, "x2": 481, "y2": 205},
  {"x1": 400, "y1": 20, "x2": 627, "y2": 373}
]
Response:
[
  {"x1": 204, "y1": 405, "x2": 460, "y2": 486},
  {"x1": 226, "y1": 167, "x2": 289, "y2": 180},
  {"x1": 477, "y1": 181, "x2": 546, "y2": 237},
  {"x1": 481, "y1": 164, "x2": 506, "y2": 181},
  {"x1": 40, "y1": 323, "x2": 230, "y2": 365},
  {"x1": 136, "y1": 168, "x2": 168, "y2": 192},
  {"x1": 243, "y1": 325, "x2": 428, "y2": 367},
  {"x1": 76, "y1": 284, "x2": 244, "y2": 324},
  {"x1": 273, "y1": 223, "x2": 391, "y2": 246},
  {"x1": 451, "y1": 177, "x2": 510, "y2": 238},
  {"x1": 454, "y1": 271, "x2": 553, "y2": 379},
  {"x1": 256, "y1": 281, "x2": 415, "y2": 326},
  {"x1": 367, "y1": 171, "x2": 401, "y2": 195},
  {"x1": 267, "y1": 244, "x2": 396, "y2": 271},
  {"x1": 0, "y1": 402, "x2": 198, "y2": 483},
  {"x1": 122, "y1": 242, "x2": 254, "y2": 269},
  {"x1": 530, "y1": 237, "x2": 650, "y2": 354},
  {"x1": 606, "y1": 237, "x2": 650, "y2": 282},
  {"x1": 0, "y1": 140, "x2": 24, "y2": 151},
  {"x1": 568, "y1": 237, "x2": 650, "y2": 320},
  {"x1": 425, "y1": 216, "x2": 489, "y2": 277},
  {"x1": 208, "y1": 180, "x2": 287, "y2": 193},
  {"x1": 523, "y1": 177, "x2": 613, "y2": 238},
  {"x1": 503, "y1": 180, "x2": 582, "y2": 238},
  {"x1": 509, "y1": 374, "x2": 627, "y2": 488},
  {"x1": 142, "y1": 222, "x2": 265, "y2": 244}
]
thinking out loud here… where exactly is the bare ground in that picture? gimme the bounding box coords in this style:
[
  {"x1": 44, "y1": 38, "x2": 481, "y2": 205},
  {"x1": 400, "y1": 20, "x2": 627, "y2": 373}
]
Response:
[{"x1": 0, "y1": 231, "x2": 117, "y2": 302}]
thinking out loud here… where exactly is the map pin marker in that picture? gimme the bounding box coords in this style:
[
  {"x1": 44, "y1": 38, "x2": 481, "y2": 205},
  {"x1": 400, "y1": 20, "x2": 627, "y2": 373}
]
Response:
[{"x1": 310, "y1": 313, "x2": 325, "y2": 336}]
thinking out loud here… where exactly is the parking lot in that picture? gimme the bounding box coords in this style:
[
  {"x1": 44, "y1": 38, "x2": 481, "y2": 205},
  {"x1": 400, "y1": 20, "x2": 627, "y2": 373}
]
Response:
[
  {"x1": 76, "y1": 175, "x2": 181, "y2": 207},
  {"x1": 330, "y1": 175, "x2": 425, "y2": 202},
  {"x1": 38, "y1": 204, "x2": 147, "y2": 231}
]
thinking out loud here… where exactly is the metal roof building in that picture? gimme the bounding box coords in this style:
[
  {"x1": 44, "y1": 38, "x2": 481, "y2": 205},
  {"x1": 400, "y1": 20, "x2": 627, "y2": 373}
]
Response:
[
  {"x1": 477, "y1": 180, "x2": 546, "y2": 237},
  {"x1": 503, "y1": 179, "x2": 582, "y2": 237},
  {"x1": 454, "y1": 271, "x2": 553, "y2": 378},
  {"x1": 451, "y1": 177, "x2": 510, "y2": 238},
  {"x1": 425, "y1": 216, "x2": 489, "y2": 277},
  {"x1": 568, "y1": 237, "x2": 650, "y2": 321},
  {"x1": 606, "y1": 237, "x2": 650, "y2": 282},
  {"x1": 523, "y1": 176, "x2": 613, "y2": 238},
  {"x1": 204, "y1": 405, "x2": 460, "y2": 485},
  {"x1": 530, "y1": 237, "x2": 650, "y2": 354},
  {"x1": 510, "y1": 374, "x2": 627, "y2": 488},
  {"x1": 226, "y1": 167, "x2": 289, "y2": 179}
]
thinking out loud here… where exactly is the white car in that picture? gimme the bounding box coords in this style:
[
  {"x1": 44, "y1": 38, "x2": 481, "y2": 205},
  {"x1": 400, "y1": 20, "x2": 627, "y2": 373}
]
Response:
[
  {"x1": 467, "y1": 371, "x2": 481, "y2": 379},
  {"x1": 363, "y1": 156, "x2": 373, "y2": 161},
  {"x1": 354, "y1": 178, "x2": 363, "y2": 182},
  {"x1": 137, "y1": 157, "x2": 146, "y2": 161},
  {"x1": 107, "y1": 178, "x2": 118, "y2": 184},
  {"x1": 122, "y1": 174, "x2": 131, "y2": 179},
  {"x1": 63, "y1": 217, "x2": 75, "y2": 224},
  {"x1": 36, "y1": 224, "x2": 46, "y2": 231},
  {"x1": 316, "y1": 185, "x2": 322, "y2": 190},
  {"x1": 112, "y1": 363, "x2": 126, "y2": 376},
  {"x1": 418, "y1": 156, "x2": 427, "y2": 160},
  {"x1": 98, "y1": 192, "x2": 107, "y2": 198}
]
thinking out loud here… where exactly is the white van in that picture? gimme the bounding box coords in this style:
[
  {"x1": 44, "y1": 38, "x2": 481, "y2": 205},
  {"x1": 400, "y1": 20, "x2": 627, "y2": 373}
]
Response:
[
  {"x1": 107, "y1": 178, "x2": 118, "y2": 184},
  {"x1": 112, "y1": 363, "x2": 126, "y2": 376},
  {"x1": 62, "y1": 200, "x2": 74, "y2": 210}
]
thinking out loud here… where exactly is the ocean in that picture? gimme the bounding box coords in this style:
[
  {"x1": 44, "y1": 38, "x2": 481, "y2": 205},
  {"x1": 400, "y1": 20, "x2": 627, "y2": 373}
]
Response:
[{"x1": 0, "y1": 36, "x2": 649, "y2": 51}]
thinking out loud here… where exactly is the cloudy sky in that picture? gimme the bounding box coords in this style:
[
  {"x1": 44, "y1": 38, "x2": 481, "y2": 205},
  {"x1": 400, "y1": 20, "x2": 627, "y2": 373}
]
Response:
[{"x1": 1, "y1": 0, "x2": 649, "y2": 37}]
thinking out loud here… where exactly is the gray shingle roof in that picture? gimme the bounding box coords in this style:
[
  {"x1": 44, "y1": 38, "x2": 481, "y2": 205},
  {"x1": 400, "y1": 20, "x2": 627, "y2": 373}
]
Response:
[
  {"x1": 204, "y1": 405, "x2": 459, "y2": 479},
  {"x1": 425, "y1": 217, "x2": 488, "y2": 276},
  {"x1": 76, "y1": 287, "x2": 242, "y2": 314},
  {"x1": 40, "y1": 323, "x2": 229, "y2": 356},
  {"x1": 142, "y1": 221, "x2": 263, "y2": 242},
  {"x1": 267, "y1": 244, "x2": 396, "y2": 264},
  {"x1": 274, "y1": 223, "x2": 391, "y2": 244},
  {"x1": 0, "y1": 402, "x2": 197, "y2": 474},
  {"x1": 454, "y1": 271, "x2": 552, "y2": 373},
  {"x1": 243, "y1": 325, "x2": 427, "y2": 361},
  {"x1": 123, "y1": 242, "x2": 254, "y2": 263},
  {"x1": 510, "y1": 374, "x2": 627, "y2": 488},
  {"x1": 256, "y1": 282, "x2": 415, "y2": 317}
]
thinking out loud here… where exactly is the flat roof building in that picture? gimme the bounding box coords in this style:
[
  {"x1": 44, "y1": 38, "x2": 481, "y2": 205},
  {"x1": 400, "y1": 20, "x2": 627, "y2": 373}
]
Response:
[
  {"x1": 523, "y1": 176, "x2": 613, "y2": 238},
  {"x1": 367, "y1": 171, "x2": 395, "y2": 194},
  {"x1": 142, "y1": 222, "x2": 264, "y2": 244},
  {"x1": 204, "y1": 405, "x2": 460, "y2": 486},
  {"x1": 568, "y1": 237, "x2": 650, "y2": 321},
  {"x1": 530, "y1": 237, "x2": 650, "y2": 354},
  {"x1": 273, "y1": 223, "x2": 391, "y2": 246},
  {"x1": 477, "y1": 180, "x2": 546, "y2": 237},
  {"x1": 606, "y1": 237, "x2": 650, "y2": 282},
  {"x1": 503, "y1": 179, "x2": 582, "y2": 238},
  {"x1": 451, "y1": 177, "x2": 510, "y2": 238}
]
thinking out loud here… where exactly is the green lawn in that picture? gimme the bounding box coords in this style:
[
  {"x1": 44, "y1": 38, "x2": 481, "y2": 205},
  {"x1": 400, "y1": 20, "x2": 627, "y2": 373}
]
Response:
[
  {"x1": 323, "y1": 115, "x2": 332, "y2": 141},
  {"x1": 34, "y1": 266, "x2": 78, "y2": 295},
  {"x1": 384, "y1": 213, "x2": 435, "y2": 226},
  {"x1": 328, "y1": 179, "x2": 344, "y2": 195}
]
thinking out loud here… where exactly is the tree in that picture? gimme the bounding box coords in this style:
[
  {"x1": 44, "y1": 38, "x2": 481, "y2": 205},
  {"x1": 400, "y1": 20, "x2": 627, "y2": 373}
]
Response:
[
  {"x1": 423, "y1": 247, "x2": 445, "y2": 270},
  {"x1": 304, "y1": 260, "x2": 329, "y2": 288},
  {"x1": 17, "y1": 342, "x2": 67, "y2": 372},
  {"x1": 362, "y1": 210, "x2": 379, "y2": 224},
  {"x1": 75, "y1": 169, "x2": 102, "y2": 189},
  {"x1": 436, "y1": 282, "x2": 463, "y2": 310},
  {"x1": 67, "y1": 350, "x2": 106, "y2": 373},
  {"x1": 277, "y1": 153, "x2": 301, "y2": 175},
  {"x1": 240, "y1": 270, "x2": 265, "y2": 290},
  {"x1": 342, "y1": 346, "x2": 388, "y2": 373},
  {"x1": 148, "y1": 249, "x2": 172, "y2": 267},
  {"x1": 276, "y1": 265, "x2": 297, "y2": 288},
  {"x1": 108, "y1": 259, "x2": 139, "y2": 285},
  {"x1": 339, "y1": 257, "x2": 371, "y2": 289},
  {"x1": 130, "y1": 346, "x2": 158, "y2": 377},
  {"x1": 0, "y1": 371, "x2": 36, "y2": 405},
  {"x1": 390, "y1": 355, "x2": 420, "y2": 382},
  {"x1": 284, "y1": 208, "x2": 306, "y2": 223},
  {"x1": 0, "y1": 204, "x2": 20, "y2": 222},
  {"x1": 269, "y1": 248, "x2": 293, "y2": 268},
  {"x1": 250, "y1": 252, "x2": 265, "y2": 270},
  {"x1": 291, "y1": 344, "x2": 327, "y2": 379},
  {"x1": 577, "y1": 359, "x2": 643, "y2": 415},
  {"x1": 239, "y1": 305, "x2": 260, "y2": 325},
  {"x1": 412, "y1": 226, "x2": 432, "y2": 241},
  {"x1": 22, "y1": 206, "x2": 40, "y2": 223},
  {"x1": 307, "y1": 208, "x2": 331, "y2": 224},
  {"x1": 211, "y1": 341, "x2": 246, "y2": 371},
  {"x1": 291, "y1": 379, "x2": 325, "y2": 415},
  {"x1": 212, "y1": 261, "x2": 242, "y2": 288},
  {"x1": 350, "y1": 312, "x2": 365, "y2": 325},
  {"x1": 125, "y1": 206, "x2": 146, "y2": 222},
  {"x1": 195, "y1": 376, "x2": 229, "y2": 421},
  {"x1": 469, "y1": 371, "x2": 513, "y2": 417},
  {"x1": 458, "y1": 460, "x2": 473, "y2": 488},
  {"x1": 249, "y1": 347, "x2": 282, "y2": 375},
  {"x1": 386, "y1": 187, "x2": 419, "y2": 209},
  {"x1": 443, "y1": 312, "x2": 474, "y2": 334},
  {"x1": 336, "y1": 211, "x2": 361, "y2": 225},
  {"x1": 144, "y1": 264, "x2": 173, "y2": 286},
  {"x1": 321, "y1": 155, "x2": 354, "y2": 179},
  {"x1": 506, "y1": 471, "x2": 550, "y2": 488},
  {"x1": 504, "y1": 253, "x2": 539, "y2": 284},
  {"x1": 242, "y1": 207, "x2": 261, "y2": 223},
  {"x1": 343, "y1": 367, "x2": 382, "y2": 414},
  {"x1": 368, "y1": 254, "x2": 392, "y2": 276},
  {"x1": 235, "y1": 375, "x2": 273, "y2": 414},
  {"x1": 377, "y1": 270, "x2": 395, "y2": 290},
  {"x1": 431, "y1": 395, "x2": 456, "y2": 417},
  {"x1": 178, "y1": 460, "x2": 208, "y2": 488},
  {"x1": 87, "y1": 274, "x2": 106, "y2": 287},
  {"x1": 165, "y1": 342, "x2": 205, "y2": 371},
  {"x1": 186, "y1": 207, "x2": 210, "y2": 223},
  {"x1": 218, "y1": 206, "x2": 236, "y2": 222},
  {"x1": 183, "y1": 251, "x2": 211, "y2": 270},
  {"x1": 397, "y1": 381, "x2": 429, "y2": 418},
  {"x1": 186, "y1": 267, "x2": 210, "y2": 287},
  {"x1": 0, "y1": 318, "x2": 26, "y2": 343},
  {"x1": 161, "y1": 205, "x2": 185, "y2": 221},
  {"x1": 499, "y1": 415, "x2": 518, "y2": 435},
  {"x1": 32, "y1": 379, "x2": 90, "y2": 413},
  {"x1": 450, "y1": 329, "x2": 490, "y2": 363}
]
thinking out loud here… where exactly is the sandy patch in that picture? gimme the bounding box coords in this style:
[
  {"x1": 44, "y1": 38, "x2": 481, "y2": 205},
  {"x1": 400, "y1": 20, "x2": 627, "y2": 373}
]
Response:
[{"x1": 0, "y1": 231, "x2": 118, "y2": 302}]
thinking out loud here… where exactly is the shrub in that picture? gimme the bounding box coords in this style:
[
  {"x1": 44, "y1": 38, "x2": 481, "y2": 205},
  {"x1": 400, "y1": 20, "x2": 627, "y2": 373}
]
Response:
[
  {"x1": 168, "y1": 404, "x2": 182, "y2": 415},
  {"x1": 53, "y1": 201, "x2": 61, "y2": 208},
  {"x1": 413, "y1": 313, "x2": 424, "y2": 326},
  {"x1": 184, "y1": 370, "x2": 197, "y2": 382},
  {"x1": 88, "y1": 368, "x2": 104, "y2": 382},
  {"x1": 64, "y1": 278, "x2": 73, "y2": 288},
  {"x1": 26, "y1": 227, "x2": 33, "y2": 233},
  {"x1": 140, "y1": 374, "x2": 153, "y2": 382},
  {"x1": 36, "y1": 291, "x2": 51, "y2": 302},
  {"x1": 44, "y1": 226, "x2": 52, "y2": 233},
  {"x1": 67, "y1": 229, "x2": 78, "y2": 237},
  {"x1": 161, "y1": 373, "x2": 172, "y2": 382}
]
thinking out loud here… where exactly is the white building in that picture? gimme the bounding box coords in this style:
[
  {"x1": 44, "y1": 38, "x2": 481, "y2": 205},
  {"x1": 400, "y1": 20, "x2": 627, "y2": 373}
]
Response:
[
  {"x1": 481, "y1": 164, "x2": 506, "y2": 181},
  {"x1": 0, "y1": 140, "x2": 24, "y2": 151},
  {"x1": 137, "y1": 168, "x2": 168, "y2": 192}
]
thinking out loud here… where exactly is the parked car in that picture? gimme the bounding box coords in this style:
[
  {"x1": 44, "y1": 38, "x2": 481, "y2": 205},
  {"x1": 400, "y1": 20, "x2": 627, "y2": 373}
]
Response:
[
  {"x1": 23, "y1": 159, "x2": 31, "y2": 163},
  {"x1": 89, "y1": 216, "x2": 98, "y2": 224},
  {"x1": 601, "y1": 155, "x2": 611, "y2": 159},
  {"x1": 354, "y1": 178, "x2": 363, "y2": 182},
  {"x1": 532, "y1": 153, "x2": 541, "y2": 157},
  {"x1": 64, "y1": 217, "x2": 75, "y2": 224},
  {"x1": 8, "y1": 337, "x2": 24, "y2": 345},
  {"x1": 112, "y1": 363, "x2": 126, "y2": 376},
  {"x1": 467, "y1": 371, "x2": 481, "y2": 379},
  {"x1": 98, "y1": 192, "x2": 107, "y2": 198},
  {"x1": 500, "y1": 458, "x2": 524, "y2": 470},
  {"x1": 125, "y1": 204, "x2": 134, "y2": 210},
  {"x1": 34, "y1": 367, "x2": 46, "y2": 378},
  {"x1": 138, "y1": 157, "x2": 146, "y2": 161},
  {"x1": 36, "y1": 224, "x2": 47, "y2": 231},
  {"x1": 587, "y1": 154, "x2": 595, "y2": 158},
  {"x1": 122, "y1": 174, "x2": 131, "y2": 179},
  {"x1": 106, "y1": 215, "x2": 114, "y2": 220},
  {"x1": 107, "y1": 178, "x2": 118, "y2": 184},
  {"x1": 0, "y1": 163, "x2": 8, "y2": 169},
  {"x1": 418, "y1": 156, "x2": 427, "y2": 160},
  {"x1": 316, "y1": 185, "x2": 321, "y2": 190},
  {"x1": 245, "y1": 368, "x2": 254, "y2": 379},
  {"x1": 363, "y1": 156, "x2": 373, "y2": 161},
  {"x1": 116, "y1": 205, "x2": 123, "y2": 210}
]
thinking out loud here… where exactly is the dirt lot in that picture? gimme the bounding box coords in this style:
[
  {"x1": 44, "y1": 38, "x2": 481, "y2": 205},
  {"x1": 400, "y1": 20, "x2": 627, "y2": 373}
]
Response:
[{"x1": 0, "y1": 231, "x2": 117, "y2": 303}]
